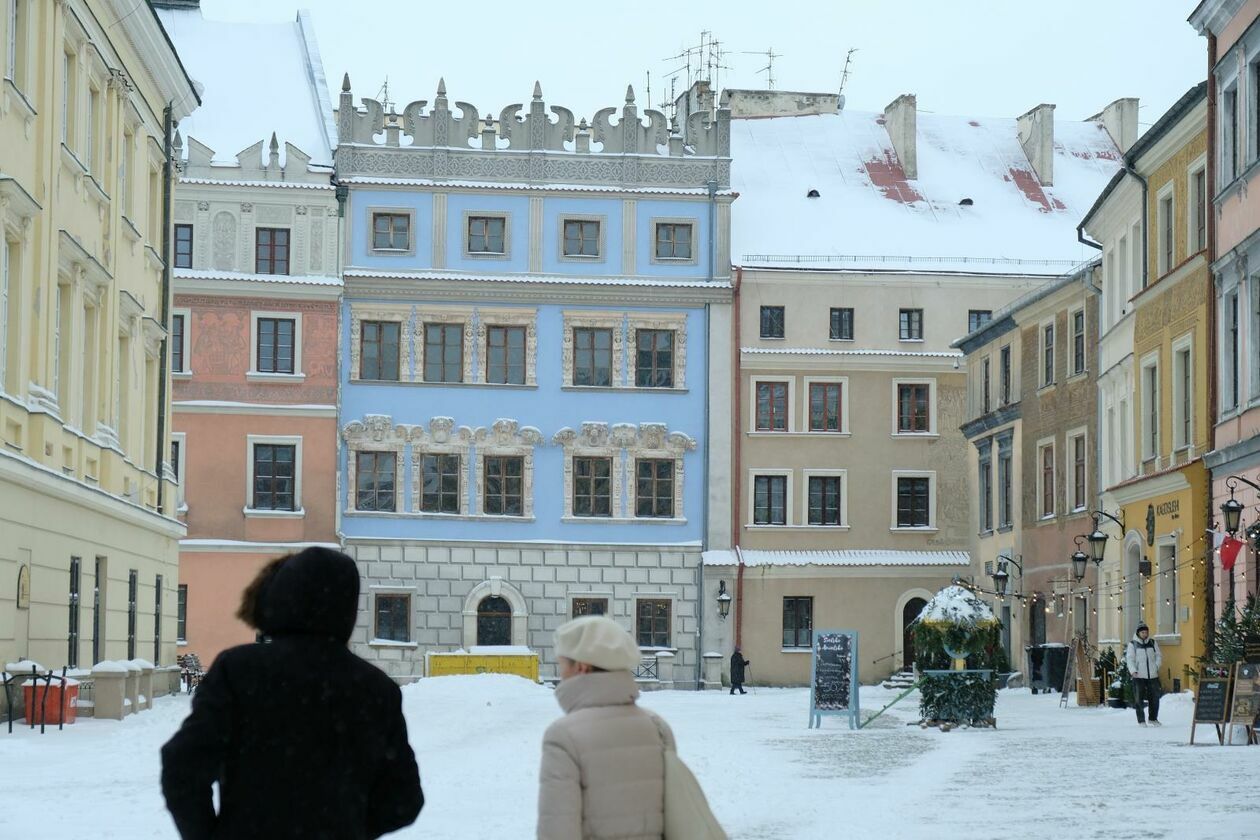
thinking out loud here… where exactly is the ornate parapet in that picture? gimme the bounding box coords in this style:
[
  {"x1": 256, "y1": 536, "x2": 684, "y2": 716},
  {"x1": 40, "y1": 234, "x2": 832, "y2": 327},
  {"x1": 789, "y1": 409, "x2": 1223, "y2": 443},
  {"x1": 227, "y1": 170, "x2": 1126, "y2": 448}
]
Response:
[{"x1": 334, "y1": 76, "x2": 730, "y2": 189}]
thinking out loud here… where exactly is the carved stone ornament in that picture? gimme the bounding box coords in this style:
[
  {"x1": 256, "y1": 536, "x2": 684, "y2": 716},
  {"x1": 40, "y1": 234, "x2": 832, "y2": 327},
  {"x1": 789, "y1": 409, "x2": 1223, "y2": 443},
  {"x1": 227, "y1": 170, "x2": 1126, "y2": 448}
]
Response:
[
  {"x1": 408, "y1": 417, "x2": 474, "y2": 515},
  {"x1": 561, "y1": 311, "x2": 625, "y2": 387},
  {"x1": 240, "y1": 202, "x2": 253, "y2": 213},
  {"x1": 348, "y1": 305, "x2": 414, "y2": 382},
  {"x1": 552, "y1": 422, "x2": 695, "y2": 520},
  {"x1": 472, "y1": 419, "x2": 544, "y2": 518},
  {"x1": 415, "y1": 306, "x2": 476, "y2": 384},
  {"x1": 196, "y1": 201, "x2": 209, "y2": 212},
  {"x1": 629, "y1": 312, "x2": 688, "y2": 389},
  {"x1": 474, "y1": 307, "x2": 538, "y2": 385}
]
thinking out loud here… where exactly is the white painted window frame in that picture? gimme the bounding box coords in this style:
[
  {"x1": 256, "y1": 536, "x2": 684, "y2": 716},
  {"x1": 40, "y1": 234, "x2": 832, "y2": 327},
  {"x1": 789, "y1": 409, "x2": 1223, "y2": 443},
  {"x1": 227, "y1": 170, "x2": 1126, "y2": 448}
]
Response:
[
  {"x1": 749, "y1": 375, "x2": 796, "y2": 434},
  {"x1": 368, "y1": 585, "x2": 418, "y2": 647},
  {"x1": 1186, "y1": 154, "x2": 1208, "y2": 253},
  {"x1": 248, "y1": 309, "x2": 304, "y2": 382},
  {"x1": 1155, "y1": 182, "x2": 1175, "y2": 277},
  {"x1": 1171, "y1": 332, "x2": 1194, "y2": 452},
  {"x1": 890, "y1": 469, "x2": 937, "y2": 532},
  {"x1": 890, "y1": 377, "x2": 937, "y2": 438},
  {"x1": 244, "y1": 434, "x2": 304, "y2": 518},
  {"x1": 1036, "y1": 437, "x2": 1056, "y2": 521},
  {"x1": 171, "y1": 307, "x2": 192, "y2": 378},
  {"x1": 747, "y1": 467, "x2": 793, "y2": 527},
  {"x1": 802, "y1": 375, "x2": 850, "y2": 435},
  {"x1": 1139, "y1": 351, "x2": 1160, "y2": 463},
  {"x1": 802, "y1": 468, "x2": 849, "y2": 529},
  {"x1": 1066, "y1": 427, "x2": 1087, "y2": 514},
  {"x1": 170, "y1": 431, "x2": 187, "y2": 511}
]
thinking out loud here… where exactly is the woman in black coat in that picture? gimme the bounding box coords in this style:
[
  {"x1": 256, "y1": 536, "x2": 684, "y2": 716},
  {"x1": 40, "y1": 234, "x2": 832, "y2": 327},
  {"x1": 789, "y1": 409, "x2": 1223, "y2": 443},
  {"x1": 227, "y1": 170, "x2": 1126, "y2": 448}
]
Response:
[
  {"x1": 161, "y1": 547, "x2": 423, "y2": 839},
  {"x1": 730, "y1": 647, "x2": 750, "y2": 695}
]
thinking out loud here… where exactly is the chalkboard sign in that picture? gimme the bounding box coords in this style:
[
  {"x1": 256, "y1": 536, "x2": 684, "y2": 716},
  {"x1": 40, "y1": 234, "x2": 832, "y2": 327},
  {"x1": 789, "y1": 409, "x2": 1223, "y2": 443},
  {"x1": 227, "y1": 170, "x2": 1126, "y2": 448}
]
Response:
[
  {"x1": 1244, "y1": 639, "x2": 1260, "y2": 664},
  {"x1": 1190, "y1": 665, "x2": 1233, "y2": 745},
  {"x1": 1230, "y1": 663, "x2": 1260, "y2": 729},
  {"x1": 809, "y1": 630, "x2": 860, "y2": 730}
]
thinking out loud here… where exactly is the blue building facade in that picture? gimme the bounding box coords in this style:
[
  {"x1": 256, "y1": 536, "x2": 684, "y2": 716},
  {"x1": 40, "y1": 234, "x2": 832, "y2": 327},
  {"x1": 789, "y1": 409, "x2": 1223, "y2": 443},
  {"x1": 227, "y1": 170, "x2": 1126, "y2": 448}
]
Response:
[{"x1": 334, "y1": 79, "x2": 733, "y2": 684}]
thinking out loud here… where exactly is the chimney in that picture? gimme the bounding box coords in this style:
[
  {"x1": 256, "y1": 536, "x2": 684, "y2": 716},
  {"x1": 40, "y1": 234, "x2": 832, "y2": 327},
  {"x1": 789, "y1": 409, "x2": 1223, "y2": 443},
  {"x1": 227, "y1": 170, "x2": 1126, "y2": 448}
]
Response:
[
  {"x1": 1088, "y1": 98, "x2": 1139, "y2": 154},
  {"x1": 1017, "y1": 103, "x2": 1055, "y2": 186},
  {"x1": 884, "y1": 94, "x2": 917, "y2": 179}
]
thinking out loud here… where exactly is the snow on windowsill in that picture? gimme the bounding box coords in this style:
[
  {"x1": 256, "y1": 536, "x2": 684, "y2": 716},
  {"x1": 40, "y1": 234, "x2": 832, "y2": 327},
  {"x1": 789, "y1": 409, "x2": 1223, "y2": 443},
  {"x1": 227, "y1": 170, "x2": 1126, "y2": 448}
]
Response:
[
  {"x1": 780, "y1": 648, "x2": 811, "y2": 654},
  {"x1": 369, "y1": 639, "x2": 419, "y2": 648}
]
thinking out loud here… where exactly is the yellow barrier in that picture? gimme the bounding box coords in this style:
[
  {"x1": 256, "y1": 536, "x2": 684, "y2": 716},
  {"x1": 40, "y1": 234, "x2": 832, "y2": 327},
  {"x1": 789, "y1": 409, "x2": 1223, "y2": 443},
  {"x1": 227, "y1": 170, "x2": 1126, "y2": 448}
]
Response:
[{"x1": 426, "y1": 652, "x2": 540, "y2": 682}]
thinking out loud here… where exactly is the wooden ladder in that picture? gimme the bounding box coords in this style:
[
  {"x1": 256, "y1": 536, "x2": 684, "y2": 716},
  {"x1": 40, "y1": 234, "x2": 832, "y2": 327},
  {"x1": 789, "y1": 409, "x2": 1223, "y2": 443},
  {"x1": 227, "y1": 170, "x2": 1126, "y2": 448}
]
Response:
[{"x1": 1059, "y1": 635, "x2": 1081, "y2": 708}]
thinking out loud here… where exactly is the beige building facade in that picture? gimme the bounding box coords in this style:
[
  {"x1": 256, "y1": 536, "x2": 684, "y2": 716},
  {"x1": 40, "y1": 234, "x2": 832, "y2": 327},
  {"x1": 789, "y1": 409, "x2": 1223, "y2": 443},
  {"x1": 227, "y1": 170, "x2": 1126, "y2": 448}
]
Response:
[{"x1": 0, "y1": 0, "x2": 196, "y2": 688}]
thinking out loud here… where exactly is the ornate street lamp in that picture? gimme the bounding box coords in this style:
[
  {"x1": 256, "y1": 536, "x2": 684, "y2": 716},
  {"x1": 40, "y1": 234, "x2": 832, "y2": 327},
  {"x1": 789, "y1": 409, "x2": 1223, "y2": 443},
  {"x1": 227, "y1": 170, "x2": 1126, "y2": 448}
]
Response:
[
  {"x1": 1070, "y1": 536, "x2": 1090, "y2": 583},
  {"x1": 716, "y1": 580, "x2": 732, "y2": 620},
  {"x1": 992, "y1": 553, "x2": 1022, "y2": 596},
  {"x1": 1084, "y1": 510, "x2": 1126, "y2": 563}
]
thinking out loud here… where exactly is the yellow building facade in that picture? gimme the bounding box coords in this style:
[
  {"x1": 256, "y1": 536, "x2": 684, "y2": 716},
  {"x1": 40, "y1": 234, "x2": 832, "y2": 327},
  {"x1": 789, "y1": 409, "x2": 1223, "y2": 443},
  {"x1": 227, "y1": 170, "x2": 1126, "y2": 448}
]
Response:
[
  {"x1": 1107, "y1": 83, "x2": 1210, "y2": 689},
  {"x1": 0, "y1": 0, "x2": 196, "y2": 682}
]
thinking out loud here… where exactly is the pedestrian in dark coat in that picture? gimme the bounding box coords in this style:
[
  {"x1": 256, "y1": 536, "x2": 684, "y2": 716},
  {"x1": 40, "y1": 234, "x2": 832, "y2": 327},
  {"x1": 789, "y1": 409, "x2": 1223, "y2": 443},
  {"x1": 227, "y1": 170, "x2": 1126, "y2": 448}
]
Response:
[
  {"x1": 730, "y1": 647, "x2": 750, "y2": 695},
  {"x1": 160, "y1": 547, "x2": 423, "y2": 839}
]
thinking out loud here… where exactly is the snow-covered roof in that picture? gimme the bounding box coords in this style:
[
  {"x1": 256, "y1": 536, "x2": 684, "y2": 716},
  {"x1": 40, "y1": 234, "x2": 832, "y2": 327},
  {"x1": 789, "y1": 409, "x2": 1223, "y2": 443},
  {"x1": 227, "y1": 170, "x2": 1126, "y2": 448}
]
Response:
[
  {"x1": 741, "y1": 347, "x2": 962, "y2": 359},
  {"x1": 701, "y1": 549, "x2": 970, "y2": 567},
  {"x1": 155, "y1": 7, "x2": 336, "y2": 166},
  {"x1": 174, "y1": 268, "x2": 342, "y2": 287},
  {"x1": 344, "y1": 268, "x2": 732, "y2": 290},
  {"x1": 730, "y1": 111, "x2": 1122, "y2": 274}
]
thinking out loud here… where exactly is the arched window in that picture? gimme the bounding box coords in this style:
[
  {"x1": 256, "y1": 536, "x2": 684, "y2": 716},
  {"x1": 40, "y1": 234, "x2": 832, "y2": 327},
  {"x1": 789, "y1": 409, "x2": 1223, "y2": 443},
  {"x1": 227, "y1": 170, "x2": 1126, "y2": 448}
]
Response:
[{"x1": 477, "y1": 595, "x2": 512, "y2": 646}]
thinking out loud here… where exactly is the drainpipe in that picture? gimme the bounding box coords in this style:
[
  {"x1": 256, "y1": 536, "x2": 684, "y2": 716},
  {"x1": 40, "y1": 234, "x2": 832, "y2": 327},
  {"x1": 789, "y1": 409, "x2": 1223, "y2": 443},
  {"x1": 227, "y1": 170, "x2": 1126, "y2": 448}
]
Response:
[
  {"x1": 731, "y1": 266, "x2": 744, "y2": 649},
  {"x1": 156, "y1": 104, "x2": 174, "y2": 514},
  {"x1": 1123, "y1": 159, "x2": 1149, "y2": 291},
  {"x1": 1204, "y1": 33, "x2": 1218, "y2": 658},
  {"x1": 735, "y1": 545, "x2": 746, "y2": 650},
  {"x1": 696, "y1": 179, "x2": 719, "y2": 689},
  {"x1": 334, "y1": 181, "x2": 348, "y2": 548}
]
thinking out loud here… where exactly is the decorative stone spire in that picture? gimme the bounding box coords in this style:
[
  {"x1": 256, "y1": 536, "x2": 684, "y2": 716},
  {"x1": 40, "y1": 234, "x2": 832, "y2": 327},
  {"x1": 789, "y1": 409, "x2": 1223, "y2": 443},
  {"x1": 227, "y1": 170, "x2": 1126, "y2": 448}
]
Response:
[
  {"x1": 341, "y1": 72, "x2": 351, "y2": 92},
  {"x1": 533, "y1": 81, "x2": 543, "y2": 101},
  {"x1": 625, "y1": 84, "x2": 635, "y2": 105},
  {"x1": 268, "y1": 132, "x2": 280, "y2": 169},
  {"x1": 575, "y1": 117, "x2": 590, "y2": 154},
  {"x1": 481, "y1": 113, "x2": 497, "y2": 150}
]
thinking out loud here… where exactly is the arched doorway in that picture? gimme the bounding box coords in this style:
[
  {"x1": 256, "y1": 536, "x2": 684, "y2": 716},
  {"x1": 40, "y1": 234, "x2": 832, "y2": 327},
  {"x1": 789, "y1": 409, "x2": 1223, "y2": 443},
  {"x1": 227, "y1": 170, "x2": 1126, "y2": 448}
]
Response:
[
  {"x1": 476, "y1": 596, "x2": 512, "y2": 646},
  {"x1": 1124, "y1": 535, "x2": 1144, "y2": 636},
  {"x1": 902, "y1": 598, "x2": 927, "y2": 669}
]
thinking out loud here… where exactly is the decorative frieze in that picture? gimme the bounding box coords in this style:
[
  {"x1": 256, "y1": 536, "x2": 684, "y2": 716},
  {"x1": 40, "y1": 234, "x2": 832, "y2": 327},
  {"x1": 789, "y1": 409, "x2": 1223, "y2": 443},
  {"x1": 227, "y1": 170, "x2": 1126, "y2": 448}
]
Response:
[
  {"x1": 342, "y1": 414, "x2": 408, "y2": 514},
  {"x1": 553, "y1": 422, "x2": 695, "y2": 521}
]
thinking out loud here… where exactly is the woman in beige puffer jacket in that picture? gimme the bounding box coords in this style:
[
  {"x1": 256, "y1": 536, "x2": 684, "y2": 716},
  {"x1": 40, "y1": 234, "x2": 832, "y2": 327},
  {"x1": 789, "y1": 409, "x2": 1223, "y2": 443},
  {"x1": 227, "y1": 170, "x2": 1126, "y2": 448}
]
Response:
[{"x1": 537, "y1": 616, "x2": 673, "y2": 840}]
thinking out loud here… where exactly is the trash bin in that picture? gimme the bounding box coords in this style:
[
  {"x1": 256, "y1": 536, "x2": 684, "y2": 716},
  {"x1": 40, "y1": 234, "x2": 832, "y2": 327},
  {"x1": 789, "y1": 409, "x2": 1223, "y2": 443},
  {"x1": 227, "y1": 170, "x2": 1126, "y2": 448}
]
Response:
[{"x1": 22, "y1": 678, "x2": 79, "y2": 725}]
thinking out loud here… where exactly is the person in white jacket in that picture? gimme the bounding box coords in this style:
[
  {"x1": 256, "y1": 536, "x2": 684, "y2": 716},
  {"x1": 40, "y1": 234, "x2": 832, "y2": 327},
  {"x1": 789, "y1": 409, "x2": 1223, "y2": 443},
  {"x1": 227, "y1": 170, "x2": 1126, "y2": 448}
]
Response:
[{"x1": 1124, "y1": 622, "x2": 1162, "y2": 726}]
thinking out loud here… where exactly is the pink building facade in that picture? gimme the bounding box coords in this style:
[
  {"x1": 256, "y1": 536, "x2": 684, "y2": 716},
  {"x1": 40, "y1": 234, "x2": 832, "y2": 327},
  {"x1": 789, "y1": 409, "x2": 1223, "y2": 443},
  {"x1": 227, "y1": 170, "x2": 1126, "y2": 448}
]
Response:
[{"x1": 1191, "y1": 0, "x2": 1260, "y2": 618}]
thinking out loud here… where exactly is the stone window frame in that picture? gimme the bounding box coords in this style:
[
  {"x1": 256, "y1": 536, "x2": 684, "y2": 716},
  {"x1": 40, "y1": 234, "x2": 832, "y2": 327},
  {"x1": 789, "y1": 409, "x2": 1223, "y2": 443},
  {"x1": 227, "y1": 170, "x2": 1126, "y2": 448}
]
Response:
[
  {"x1": 409, "y1": 417, "x2": 474, "y2": 516},
  {"x1": 748, "y1": 468, "x2": 792, "y2": 527},
  {"x1": 649, "y1": 217, "x2": 699, "y2": 266},
  {"x1": 170, "y1": 307, "x2": 192, "y2": 379},
  {"x1": 568, "y1": 591, "x2": 614, "y2": 619},
  {"x1": 561, "y1": 310, "x2": 624, "y2": 388},
  {"x1": 349, "y1": 304, "x2": 412, "y2": 383},
  {"x1": 248, "y1": 309, "x2": 303, "y2": 382},
  {"x1": 1036, "y1": 437, "x2": 1056, "y2": 521},
  {"x1": 475, "y1": 307, "x2": 538, "y2": 386},
  {"x1": 890, "y1": 469, "x2": 936, "y2": 532},
  {"x1": 418, "y1": 306, "x2": 475, "y2": 384},
  {"x1": 632, "y1": 593, "x2": 677, "y2": 651},
  {"x1": 802, "y1": 376, "x2": 849, "y2": 435},
  {"x1": 890, "y1": 377, "x2": 937, "y2": 437},
  {"x1": 368, "y1": 585, "x2": 418, "y2": 647},
  {"x1": 462, "y1": 210, "x2": 511, "y2": 261},
  {"x1": 367, "y1": 206, "x2": 416, "y2": 256},
  {"x1": 629, "y1": 312, "x2": 687, "y2": 390},
  {"x1": 342, "y1": 415, "x2": 406, "y2": 515},
  {"x1": 802, "y1": 468, "x2": 849, "y2": 529},
  {"x1": 473, "y1": 419, "x2": 543, "y2": 519},
  {"x1": 557, "y1": 213, "x2": 606, "y2": 262},
  {"x1": 1185, "y1": 153, "x2": 1208, "y2": 255},
  {"x1": 553, "y1": 422, "x2": 695, "y2": 523},
  {"x1": 1067, "y1": 426, "x2": 1088, "y2": 514},
  {"x1": 170, "y1": 431, "x2": 187, "y2": 512},
  {"x1": 244, "y1": 434, "x2": 304, "y2": 518}
]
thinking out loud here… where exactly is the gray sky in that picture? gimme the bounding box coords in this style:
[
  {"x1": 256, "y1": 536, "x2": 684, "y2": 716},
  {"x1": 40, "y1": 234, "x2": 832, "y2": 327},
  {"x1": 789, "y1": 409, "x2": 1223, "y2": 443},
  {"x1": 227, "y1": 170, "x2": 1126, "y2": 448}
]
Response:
[{"x1": 201, "y1": 0, "x2": 1206, "y2": 129}]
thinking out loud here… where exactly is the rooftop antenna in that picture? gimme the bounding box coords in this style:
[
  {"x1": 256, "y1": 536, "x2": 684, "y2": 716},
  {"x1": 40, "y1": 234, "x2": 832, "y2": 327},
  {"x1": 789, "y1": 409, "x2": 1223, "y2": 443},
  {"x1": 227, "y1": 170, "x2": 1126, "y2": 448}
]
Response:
[
  {"x1": 376, "y1": 77, "x2": 394, "y2": 114},
  {"x1": 838, "y1": 48, "x2": 857, "y2": 106},
  {"x1": 741, "y1": 48, "x2": 780, "y2": 89}
]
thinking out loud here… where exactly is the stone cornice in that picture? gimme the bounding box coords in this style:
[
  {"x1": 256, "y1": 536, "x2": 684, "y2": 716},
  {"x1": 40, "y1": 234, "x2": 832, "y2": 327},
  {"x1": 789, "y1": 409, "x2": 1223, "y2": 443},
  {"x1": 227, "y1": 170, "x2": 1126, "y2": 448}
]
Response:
[{"x1": 343, "y1": 272, "x2": 732, "y2": 306}]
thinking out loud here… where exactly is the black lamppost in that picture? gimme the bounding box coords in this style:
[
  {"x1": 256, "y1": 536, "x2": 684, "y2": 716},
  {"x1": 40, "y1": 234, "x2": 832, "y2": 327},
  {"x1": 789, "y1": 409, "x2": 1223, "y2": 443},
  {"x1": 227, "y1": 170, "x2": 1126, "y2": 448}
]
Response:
[
  {"x1": 1070, "y1": 536, "x2": 1090, "y2": 583},
  {"x1": 1084, "y1": 510, "x2": 1127, "y2": 564},
  {"x1": 992, "y1": 553, "x2": 1022, "y2": 596},
  {"x1": 1219, "y1": 474, "x2": 1260, "y2": 605}
]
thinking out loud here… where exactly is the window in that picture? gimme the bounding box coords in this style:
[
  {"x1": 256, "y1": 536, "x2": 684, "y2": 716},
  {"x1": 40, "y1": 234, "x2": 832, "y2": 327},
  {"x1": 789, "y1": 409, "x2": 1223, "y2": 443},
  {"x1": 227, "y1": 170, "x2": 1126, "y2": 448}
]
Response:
[
  {"x1": 1159, "y1": 193, "x2": 1174, "y2": 275},
  {"x1": 170, "y1": 436, "x2": 186, "y2": 507},
  {"x1": 1225, "y1": 292, "x2": 1239, "y2": 409},
  {"x1": 68, "y1": 556, "x2": 81, "y2": 668},
  {"x1": 423, "y1": 322, "x2": 463, "y2": 383},
  {"x1": 753, "y1": 475, "x2": 787, "y2": 525},
  {"x1": 808, "y1": 382, "x2": 842, "y2": 432},
  {"x1": 1071, "y1": 310, "x2": 1086, "y2": 376},
  {"x1": 562, "y1": 219, "x2": 600, "y2": 257},
  {"x1": 486, "y1": 325, "x2": 525, "y2": 385},
  {"x1": 154, "y1": 574, "x2": 163, "y2": 663},
  {"x1": 1192, "y1": 168, "x2": 1207, "y2": 252},
  {"x1": 173, "y1": 224, "x2": 193, "y2": 269},
  {"x1": 572, "y1": 597, "x2": 608, "y2": 618},
  {"x1": 829, "y1": 307, "x2": 853, "y2": 341},
  {"x1": 119, "y1": 131, "x2": 131, "y2": 216},
  {"x1": 92, "y1": 557, "x2": 104, "y2": 665},
  {"x1": 1071, "y1": 433, "x2": 1087, "y2": 512},
  {"x1": 0, "y1": 235, "x2": 10, "y2": 391},
  {"x1": 573, "y1": 456, "x2": 612, "y2": 517},
  {"x1": 979, "y1": 459, "x2": 993, "y2": 532},
  {"x1": 998, "y1": 445, "x2": 1012, "y2": 529},
  {"x1": 895, "y1": 476, "x2": 931, "y2": 528},
  {"x1": 759, "y1": 306, "x2": 785, "y2": 339},
  {"x1": 1223, "y1": 87, "x2": 1238, "y2": 181},
  {"x1": 418, "y1": 453, "x2": 460, "y2": 514},
  {"x1": 355, "y1": 451, "x2": 396, "y2": 512},
  {"x1": 256, "y1": 317, "x2": 295, "y2": 374},
  {"x1": 1040, "y1": 443, "x2": 1055, "y2": 518},
  {"x1": 360, "y1": 321, "x2": 400, "y2": 381},
  {"x1": 782, "y1": 597, "x2": 813, "y2": 648},
  {"x1": 655, "y1": 222, "x2": 693, "y2": 260},
  {"x1": 62, "y1": 51, "x2": 75, "y2": 146},
  {"x1": 252, "y1": 443, "x2": 296, "y2": 511},
  {"x1": 372, "y1": 212, "x2": 410, "y2": 251},
  {"x1": 635, "y1": 458, "x2": 674, "y2": 518},
  {"x1": 6, "y1": 1, "x2": 25, "y2": 88},
  {"x1": 636, "y1": 599, "x2": 671, "y2": 647},
  {"x1": 254, "y1": 228, "x2": 289, "y2": 274},
  {"x1": 85, "y1": 86, "x2": 98, "y2": 171},
  {"x1": 1157, "y1": 544, "x2": 1177, "y2": 635},
  {"x1": 981, "y1": 358, "x2": 991, "y2": 414},
  {"x1": 1000, "y1": 345, "x2": 1011, "y2": 405},
  {"x1": 755, "y1": 381, "x2": 788, "y2": 431},
  {"x1": 573, "y1": 327, "x2": 613, "y2": 387},
  {"x1": 1174, "y1": 345, "x2": 1192, "y2": 449},
  {"x1": 468, "y1": 215, "x2": 506, "y2": 254},
  {"x1": 807, "y1": 476, "x2": 843, "y2": 526},
  {"x1": 896, "y1": 383, "x2": 930, "y2": 433},
  {"x1": 127, "y1": 569, "x2": 137, "y2": 660},
  {"x1": 1143, "y1": 361, "x2": 1159, "y2": 459},
  {"x1": 899, "y1": 308, "x2": 923, "y2": 340},
  {"x1": 177, "y1": 584, "x2": 187, "y2": 643},
  {"x1": 1042, "y1": 323, "x2": 1055, "y2": 386},
  {"x1": 483, "y1": 455, "x2": 523, "y2": 516},
  {"x1": 171, "y1": 313, "x2": 185, "y2": 373},
  {"x1": 968, "y1": 310, "x2": 992, "y2": 333},
  {"x1": 374, "y1": 593, "x2": 411, "y2": 643},
  {"x1": 635, "y1": 329, "x2": 674, "y2": 388}
]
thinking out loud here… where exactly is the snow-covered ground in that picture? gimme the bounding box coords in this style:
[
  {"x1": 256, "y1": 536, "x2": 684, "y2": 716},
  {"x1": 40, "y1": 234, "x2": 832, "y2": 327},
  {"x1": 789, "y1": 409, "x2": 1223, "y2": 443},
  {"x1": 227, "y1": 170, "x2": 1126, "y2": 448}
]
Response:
[{"x1": 2, "y1": 676, "x2": 1254, "y2": 839}]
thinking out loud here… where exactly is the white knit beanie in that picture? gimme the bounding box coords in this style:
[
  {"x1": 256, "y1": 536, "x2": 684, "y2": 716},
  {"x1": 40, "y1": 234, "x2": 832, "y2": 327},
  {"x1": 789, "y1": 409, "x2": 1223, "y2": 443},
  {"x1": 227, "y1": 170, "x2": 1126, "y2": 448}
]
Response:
[{"x1": 554, "y1": 616, "x2": 642, "y2": 672}]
